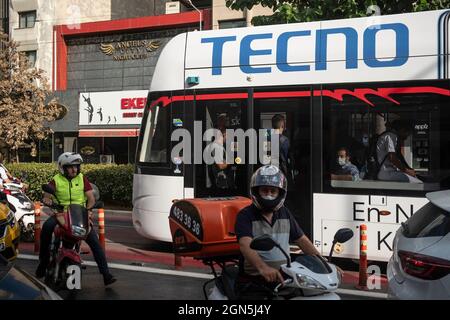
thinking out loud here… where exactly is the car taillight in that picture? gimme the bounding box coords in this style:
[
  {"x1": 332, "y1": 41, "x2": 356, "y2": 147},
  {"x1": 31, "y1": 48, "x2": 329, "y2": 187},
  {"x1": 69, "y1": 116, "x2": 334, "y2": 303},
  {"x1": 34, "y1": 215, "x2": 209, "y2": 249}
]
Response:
[{"x1": 398, "y1": 250, "x2": 450, "y2": 280}]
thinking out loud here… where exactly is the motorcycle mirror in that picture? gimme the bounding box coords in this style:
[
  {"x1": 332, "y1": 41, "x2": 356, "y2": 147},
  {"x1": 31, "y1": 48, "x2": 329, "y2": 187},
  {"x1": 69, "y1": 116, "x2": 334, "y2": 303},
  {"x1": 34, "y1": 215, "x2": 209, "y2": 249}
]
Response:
[
  {"x1": 91, "y1": 183, "x2": 100, "y2": 202},
  {"x1": 333, "y1": 228, "x2": 354, "y2": 244},
  {"x1": 92, "y1": 201, "x2": 104, "y2": 209},
  {"x1": 250, "y1": 234, "x2": 277, "y2": 251},
  {"x1": 42, "y1": 184, "x2": 55, "y2": 195}
]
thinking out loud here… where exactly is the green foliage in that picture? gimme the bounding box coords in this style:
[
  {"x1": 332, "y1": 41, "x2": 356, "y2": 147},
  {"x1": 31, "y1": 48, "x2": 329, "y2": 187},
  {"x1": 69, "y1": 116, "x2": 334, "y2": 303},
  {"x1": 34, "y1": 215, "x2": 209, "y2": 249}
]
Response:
[
  {"x1": 7, "y1": 163, "x2": 133, "y2": 207},
  {"x1": 226, "y1": 0, "x2": 450, "y2": 25}
]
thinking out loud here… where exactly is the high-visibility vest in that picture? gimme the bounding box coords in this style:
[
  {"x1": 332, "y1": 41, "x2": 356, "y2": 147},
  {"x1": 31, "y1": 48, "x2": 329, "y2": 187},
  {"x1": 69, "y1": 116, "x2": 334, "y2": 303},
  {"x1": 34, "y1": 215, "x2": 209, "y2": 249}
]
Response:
[{"x1": 53, "y1": 173, "x2": 87, "y2": 208}]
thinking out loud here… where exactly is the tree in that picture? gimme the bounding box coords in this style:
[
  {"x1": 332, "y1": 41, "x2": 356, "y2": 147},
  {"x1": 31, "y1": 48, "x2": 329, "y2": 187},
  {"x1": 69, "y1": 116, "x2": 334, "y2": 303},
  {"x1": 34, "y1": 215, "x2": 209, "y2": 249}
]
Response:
[
  {"x1": 225, "y1": 0, "x2": 450, "y2": 25},
  {"x1": 0, "y1": 32, "x2": 60, "y2": 162}
]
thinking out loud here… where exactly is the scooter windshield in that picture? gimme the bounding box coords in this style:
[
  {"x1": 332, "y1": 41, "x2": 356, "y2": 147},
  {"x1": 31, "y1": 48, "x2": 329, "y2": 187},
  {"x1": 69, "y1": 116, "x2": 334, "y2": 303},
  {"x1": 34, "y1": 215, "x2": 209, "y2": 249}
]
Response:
[
  {"x1": 294, "y1": 255, "x2": 332, "y2": 274},
  {"x1": 67, "y1": 204, "x2": 89, "y2": 229}
]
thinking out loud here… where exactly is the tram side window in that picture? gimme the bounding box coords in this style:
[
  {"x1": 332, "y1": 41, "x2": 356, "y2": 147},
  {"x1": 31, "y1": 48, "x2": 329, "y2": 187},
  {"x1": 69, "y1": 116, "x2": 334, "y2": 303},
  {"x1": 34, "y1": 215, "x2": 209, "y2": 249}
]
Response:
[
  {"x1": 322, "y1": 82, "x2": 450, "y2": 192},
  {"x1": 139, "y1": 104, "x2": 169, "y2": 164}
]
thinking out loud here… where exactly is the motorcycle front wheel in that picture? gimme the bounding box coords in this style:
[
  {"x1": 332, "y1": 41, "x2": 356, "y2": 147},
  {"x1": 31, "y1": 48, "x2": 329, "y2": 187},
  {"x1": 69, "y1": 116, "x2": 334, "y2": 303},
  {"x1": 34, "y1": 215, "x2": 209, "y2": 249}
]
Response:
[{"x1": 19, "y1": 222, "x2": 35, "y2": 242}]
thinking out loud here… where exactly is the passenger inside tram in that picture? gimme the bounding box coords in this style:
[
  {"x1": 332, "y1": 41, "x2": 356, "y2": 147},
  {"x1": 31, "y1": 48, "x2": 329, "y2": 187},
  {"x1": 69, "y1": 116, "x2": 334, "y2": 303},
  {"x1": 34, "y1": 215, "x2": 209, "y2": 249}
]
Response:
[{"x1": 330, "y1": 147, "x2": 361, "y2": 181}]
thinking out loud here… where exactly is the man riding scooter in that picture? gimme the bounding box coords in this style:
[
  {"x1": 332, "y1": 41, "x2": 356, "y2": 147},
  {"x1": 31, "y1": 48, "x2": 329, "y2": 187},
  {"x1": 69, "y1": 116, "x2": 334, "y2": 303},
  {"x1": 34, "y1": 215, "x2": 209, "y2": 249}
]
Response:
[
  {"x1": 35, "y1": 152, "x2": 116, "y2": 286},
  {"x1": 234, "y1": 165, "x2": 321, "y2": 299}
]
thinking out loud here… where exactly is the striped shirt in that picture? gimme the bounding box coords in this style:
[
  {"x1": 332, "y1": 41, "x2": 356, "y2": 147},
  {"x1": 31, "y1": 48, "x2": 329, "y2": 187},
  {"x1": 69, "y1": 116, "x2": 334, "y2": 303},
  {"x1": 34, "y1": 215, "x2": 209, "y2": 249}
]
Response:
[{"x1": 235, "y1": 204, "x2": 304, "y2": 275}]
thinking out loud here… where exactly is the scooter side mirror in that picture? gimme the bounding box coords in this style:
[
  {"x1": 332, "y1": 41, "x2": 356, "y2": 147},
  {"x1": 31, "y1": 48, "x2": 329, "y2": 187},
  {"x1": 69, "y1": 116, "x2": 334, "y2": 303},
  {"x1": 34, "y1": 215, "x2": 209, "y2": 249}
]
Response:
[
  {"x1": 250, "y1": 234, "x2": 277, "y2": 251},
  {"x1": 250, "y1": 234, "x2": 292, "y2": 268},
  {"x1": 333, "y1": 228, "x2": 354, "y2": 244},
  {"x1": 42, "y1": 184, "x2": 56, "y2": 195}
]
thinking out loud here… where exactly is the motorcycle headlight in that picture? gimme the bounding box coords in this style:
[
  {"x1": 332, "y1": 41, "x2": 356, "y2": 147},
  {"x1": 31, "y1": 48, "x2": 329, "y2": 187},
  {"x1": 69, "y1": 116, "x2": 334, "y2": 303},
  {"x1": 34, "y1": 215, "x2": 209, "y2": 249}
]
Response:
[
  {"x1": 71, "y1": 225, "x2": 87, "y2": 237},
  {"x1": 296, "y1": 274, "x2": 327, "y2": 290}
]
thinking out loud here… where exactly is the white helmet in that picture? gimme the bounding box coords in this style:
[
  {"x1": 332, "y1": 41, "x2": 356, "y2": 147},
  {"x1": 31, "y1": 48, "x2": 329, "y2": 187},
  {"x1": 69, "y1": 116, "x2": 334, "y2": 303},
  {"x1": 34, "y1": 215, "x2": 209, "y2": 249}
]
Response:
[{"x1": 57, "y1": 152, "x2": 83, "y2": 175}]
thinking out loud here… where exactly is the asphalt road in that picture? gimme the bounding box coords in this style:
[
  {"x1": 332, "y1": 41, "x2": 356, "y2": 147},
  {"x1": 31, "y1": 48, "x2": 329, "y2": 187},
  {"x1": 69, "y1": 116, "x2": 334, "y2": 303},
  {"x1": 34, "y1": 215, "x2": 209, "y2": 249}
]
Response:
[
  {"x1": 15, "y1": 258, "x2": 385, "y2": 300},
  {"x1": 17, "y1": 209, "x2": 387, "y2": 300}
]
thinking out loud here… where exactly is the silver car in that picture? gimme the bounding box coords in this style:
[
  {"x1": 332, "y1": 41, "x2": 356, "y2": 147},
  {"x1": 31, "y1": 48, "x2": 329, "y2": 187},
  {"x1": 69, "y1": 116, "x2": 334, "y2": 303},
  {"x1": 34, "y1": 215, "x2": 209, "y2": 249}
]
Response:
[
  {"x1": 387, "y1": 190, "x2": 450, "y2": 300},
  {"x1": 1, "y1": 255, "x2": 62, "y2": 300}
]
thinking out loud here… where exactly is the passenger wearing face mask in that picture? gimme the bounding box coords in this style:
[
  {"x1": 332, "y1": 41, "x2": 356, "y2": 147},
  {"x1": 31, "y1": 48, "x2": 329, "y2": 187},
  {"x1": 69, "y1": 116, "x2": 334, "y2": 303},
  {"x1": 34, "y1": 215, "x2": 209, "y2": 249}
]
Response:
[
  {"x1": 234, "y1": 165, "x2": 320, "y2": 299},
  {"x1": 331, "y1": 147, "x2": 361, "y2": 181}
]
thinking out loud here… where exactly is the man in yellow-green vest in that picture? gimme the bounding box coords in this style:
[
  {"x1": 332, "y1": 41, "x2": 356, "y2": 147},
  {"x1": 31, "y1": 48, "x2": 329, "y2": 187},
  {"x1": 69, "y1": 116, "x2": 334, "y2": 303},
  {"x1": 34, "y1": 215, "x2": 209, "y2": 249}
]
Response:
[{"x1": 36, "y1": 152, "x2": 116, "y2": 286}]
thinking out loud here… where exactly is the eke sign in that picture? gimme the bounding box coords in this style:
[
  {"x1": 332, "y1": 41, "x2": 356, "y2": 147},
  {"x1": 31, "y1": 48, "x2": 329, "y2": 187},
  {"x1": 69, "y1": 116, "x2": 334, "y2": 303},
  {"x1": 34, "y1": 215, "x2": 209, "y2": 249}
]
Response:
[{"x1": 201, "y1": 23, "x2": 409, "y2": 75}]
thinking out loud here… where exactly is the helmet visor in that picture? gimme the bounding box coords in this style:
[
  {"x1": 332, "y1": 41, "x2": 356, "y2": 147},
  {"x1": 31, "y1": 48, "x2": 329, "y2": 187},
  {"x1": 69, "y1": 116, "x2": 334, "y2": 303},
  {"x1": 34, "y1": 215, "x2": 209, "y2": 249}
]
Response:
[{"x1": 251, "y1": 166, "x2": 287, "y2": 191}]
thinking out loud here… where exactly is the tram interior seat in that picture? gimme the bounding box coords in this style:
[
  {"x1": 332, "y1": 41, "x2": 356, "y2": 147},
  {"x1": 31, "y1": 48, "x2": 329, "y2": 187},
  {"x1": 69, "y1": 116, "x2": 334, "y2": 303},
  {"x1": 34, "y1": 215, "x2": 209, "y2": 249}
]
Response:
[{"x1": 330, "y1": 179, "x2": 440, "y2": 191}]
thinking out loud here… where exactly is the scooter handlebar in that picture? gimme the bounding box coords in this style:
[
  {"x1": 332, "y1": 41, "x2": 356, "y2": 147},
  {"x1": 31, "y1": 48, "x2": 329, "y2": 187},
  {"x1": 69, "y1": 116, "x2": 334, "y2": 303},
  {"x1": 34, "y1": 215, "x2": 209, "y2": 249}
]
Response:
[
  {"x1": 47, "y1": 202, "x2": 64, "y2": 211},
  {"x1": 274, "y1": 278, "x2": 293, "y2": 293}
]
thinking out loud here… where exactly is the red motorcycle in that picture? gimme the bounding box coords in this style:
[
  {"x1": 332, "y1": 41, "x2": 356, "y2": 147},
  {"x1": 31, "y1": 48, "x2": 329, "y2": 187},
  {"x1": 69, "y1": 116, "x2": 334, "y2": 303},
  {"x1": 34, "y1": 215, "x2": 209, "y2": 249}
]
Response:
[{"x1": 41, "y1": 184, "x2": 102, "y2": 291}]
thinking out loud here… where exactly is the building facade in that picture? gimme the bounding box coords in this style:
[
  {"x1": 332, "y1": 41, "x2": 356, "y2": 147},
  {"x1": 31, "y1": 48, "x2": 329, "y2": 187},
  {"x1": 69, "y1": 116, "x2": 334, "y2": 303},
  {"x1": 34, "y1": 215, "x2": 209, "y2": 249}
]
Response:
[
  {"x1": 8, "y1": 0, "x2": 211, "y2": 163},
  {"x1": 0, "y1": 0, "x2": 8, "y2": 34},
  {"x1": 8, "y1": 0, "x2": 270, "y2": 163},
  {"x1": 212, "y1": 0, "x2": 272, "y2": 29}
]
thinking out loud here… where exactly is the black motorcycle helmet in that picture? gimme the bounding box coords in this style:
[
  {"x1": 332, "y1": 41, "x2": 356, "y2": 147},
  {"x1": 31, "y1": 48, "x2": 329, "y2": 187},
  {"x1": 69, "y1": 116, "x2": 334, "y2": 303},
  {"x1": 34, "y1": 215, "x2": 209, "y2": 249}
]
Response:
[{"x1": 250, "y1": 165, "x2": 287, "y2": 213}]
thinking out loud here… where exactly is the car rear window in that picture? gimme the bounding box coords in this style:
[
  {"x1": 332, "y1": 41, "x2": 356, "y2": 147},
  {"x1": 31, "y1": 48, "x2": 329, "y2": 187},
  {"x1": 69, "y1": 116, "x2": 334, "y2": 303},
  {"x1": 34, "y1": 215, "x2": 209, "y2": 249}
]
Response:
[{"x1": 403, "y1": 202, "x2": 450, "y2": 238}]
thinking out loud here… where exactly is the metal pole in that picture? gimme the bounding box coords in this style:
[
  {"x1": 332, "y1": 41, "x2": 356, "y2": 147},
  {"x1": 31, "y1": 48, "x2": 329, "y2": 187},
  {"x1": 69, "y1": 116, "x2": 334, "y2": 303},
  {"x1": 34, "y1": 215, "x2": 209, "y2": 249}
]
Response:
[
  {"x1": 187, "y1": 0, "x2": 202, "y2": 31},
  {"x1": 356, "y1": 224, "x2": 368, "y2": 290}
]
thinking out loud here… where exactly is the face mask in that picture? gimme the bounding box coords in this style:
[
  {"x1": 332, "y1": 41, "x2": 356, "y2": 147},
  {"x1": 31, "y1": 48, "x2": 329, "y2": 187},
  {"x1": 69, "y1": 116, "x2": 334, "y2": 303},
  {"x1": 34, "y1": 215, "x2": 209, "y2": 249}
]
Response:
[
  {"x1": 362, "y1": 136, "x2": 369, "y2": 147},
  {"x1": 258, "y1": 197, "x2": 281, "y2": 213},
  {"x1": 338, "y1": 158, "x2": 346, "y2": 166},
  {"x1": 261, "y1": 194, "x2": 277, "y2": 201}
]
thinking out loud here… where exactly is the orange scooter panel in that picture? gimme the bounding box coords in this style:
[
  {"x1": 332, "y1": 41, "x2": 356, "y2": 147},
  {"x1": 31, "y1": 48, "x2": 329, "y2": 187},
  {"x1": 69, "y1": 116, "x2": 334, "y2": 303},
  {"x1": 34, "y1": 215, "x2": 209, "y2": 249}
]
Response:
[{"x1": 169, "y1": 196, "x2": 252, "y2": 259}]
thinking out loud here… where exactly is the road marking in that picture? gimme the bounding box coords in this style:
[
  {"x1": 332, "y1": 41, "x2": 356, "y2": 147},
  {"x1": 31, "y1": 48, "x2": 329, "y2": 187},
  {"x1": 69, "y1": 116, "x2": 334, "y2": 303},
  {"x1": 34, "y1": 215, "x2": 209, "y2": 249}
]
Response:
[
  {"x1": 17, "y1": 254, "x2": 388, "y2": 298},
  {"x1": 336, "y1": 288, "x2": 388, "y2": 299},
  {"x1": 18, "y1": 254, "x2": 213, "y2": 280},
  {"x1": 92, "y1": 224, "x2": 134, "y2": 229}
]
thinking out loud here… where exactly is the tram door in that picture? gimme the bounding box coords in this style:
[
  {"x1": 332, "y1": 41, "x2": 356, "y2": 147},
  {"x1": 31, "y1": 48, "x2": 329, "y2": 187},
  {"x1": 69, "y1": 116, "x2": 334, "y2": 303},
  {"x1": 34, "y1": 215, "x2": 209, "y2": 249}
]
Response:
[
  {"x1": 253, "y1": 88, "x2": 313, "y2": 236},
  {"x1": 194, "y1": 92, "x2": 248, "y2": 198}
]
